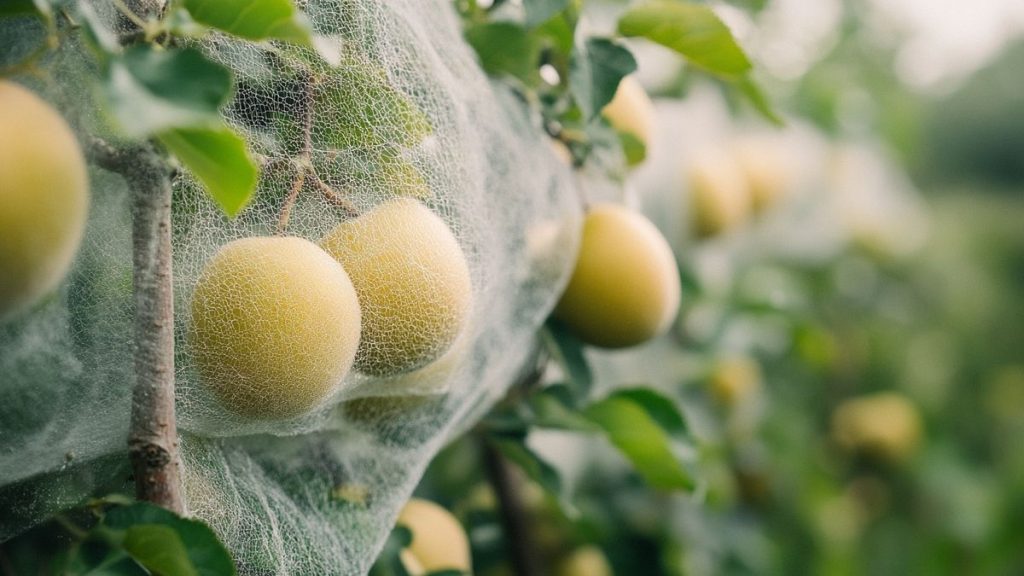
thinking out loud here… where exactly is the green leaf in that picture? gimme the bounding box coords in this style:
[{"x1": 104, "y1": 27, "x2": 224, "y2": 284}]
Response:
[
  {"x1": 159, "y1": 126, "x2": 259, "y2": 218},
  {"x1": 315, "y1": 148, "x2": 430, "y2": 199},
  {"x1": 618, "y1": 0, "x2": 752, "y2": 77},
  {"x1": 313, "y1": 62, "x2": 433, "y2": 149},
  {"x1": 492, "y1": 438, "x2": 575, "y2": 515},
  {"x1": 182, "y1": 0, "x2": 312, "y2": 45},
  {"x1": 584, "y1": 389, "x2": 695, "y2": 491},
  {"x1": 123, "y1": 525, "x2": 197, "y2": 576},
  {"x1": 542, "y1": 323, "x2": 593, "y2": 402},
  {"x1": 103, "y1": 503, "x2": 236, "y2": 576},
  {"x1": 101, "y1": 46, "x2": 233, "y2": 138},
  {"x1": 523, "y1": 0, "x2": 569, "y2": 28},
  {"x1": 734, "y1": 75, "x2": 784, "y2": 126},
  {"x1": 0, "y1": 0, "x2": 48, "y2": 18},
  {"x1": 464, "y1": 22, "x2": 541, "y2": 84},
  {"x1": 570, "y1": 37, "x2": 637, "y2": 120},
  {"x1": 619, "y1": 129, "x2": 647, "y2": 166},
  {"x1": 528, "y1": 385, "x2": 601, "y2": 432},
  {"x1": 368, "y1": 526, "x2": 413, "y2": 576}
]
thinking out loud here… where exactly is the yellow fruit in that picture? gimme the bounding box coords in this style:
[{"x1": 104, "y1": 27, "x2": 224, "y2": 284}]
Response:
[
  {"x1": 687, "y1": 148, "x2": 751, "y2": 238},
  {"x1": 709, "y1": 357, "x2": 763, "y2": 407},
  {"x1": 554, "y1": 204, "x2": 680, "y2": 348},
  {"x1": 557, "y1": 546, "x2": 613, "y2": 576},
  {"x1": 0, "y1": 81, "x2": 88, "y2": 320},
  {"x1": 602, "y1": 76, "x2": 654, "y2": 149},
  {"x1": 397, "y1": 498, "x2": 472, "y2": 575},
  {"x1": 189, "y1": 236, "x2": 361, "y2": 419},
  {"x1": 320, "y1": 198, "x2": 473, "y2": 376},
  {"x1": 733, "y1": 138, "x2": 791, "y2": 214},
  {"x1": 831, "y1": 392, "x2": 923, "y2": 463}
]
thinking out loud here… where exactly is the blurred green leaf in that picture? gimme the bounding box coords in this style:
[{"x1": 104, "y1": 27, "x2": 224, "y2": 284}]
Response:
[
  {"x1": 619, "y1": 131, "x2": 646, "y2": 166},
  {"x1": 570, "y1": 37, "x2": 637, "y2": 120},
  {"x1": 734, "y1": 75, "x2": 783, "y2": 126},
  {"x1": 528, "y1": 385, "x2": 601, "y2": 432},
  {"x1": 314, "y1": 63, "x2": 433, "y2": 149},
  {"x1": 584, "y1": 388, "x2": 695, "y2": 491},
  {"x1": 316, "y1": 147, "x2": 430, "y2": 199},
  {"x1": 182, "y1": 0, "x2": 312, "y2": 45},
  {"x1": 492, "y1": 438, "x2": 575, "y2": 514},
  {"x1": 103, "y1": 503, "x2": 236, "y2": 576},
  {"x1": 122, "y1": 524, "x2": 197, "y2": 576},
  {"x1": 618, "y1": 0, "x2": 752, "y2": 77},
  {"x1": 158, "y1": 126, "x2": 259, "y2": 218},
  {"x1": 464, "y1": 21, "x2": 541, "y2": 84},
  {"x1": 523, "y1": 0, "x2": 569, "y2": 28},
  {"x1": 101, "y1": 46, "x2": 232, "y2": 138},
  {"x1": 0, "y1": 0, "x2": 48, "y2": 18},
  {"x1": 542, "y1": 323, "x2": 593, "y2": 402},
  {"x1": 368, "y1": 526, "x2": 413, "y2": 576}
]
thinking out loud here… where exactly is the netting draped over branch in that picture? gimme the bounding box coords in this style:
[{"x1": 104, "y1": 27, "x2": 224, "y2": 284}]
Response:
[{"x1": 0, "y1": 0, "x2": 581, "y2": 572}]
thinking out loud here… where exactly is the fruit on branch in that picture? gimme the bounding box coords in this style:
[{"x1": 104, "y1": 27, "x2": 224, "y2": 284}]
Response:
[
  {"x1": 556, "y1": 546, "x2": 613, "y2": 576},
  {"x1": 831, "y1": 392, "x2": 923, "y2": 463},
  {"x1": 0, "y1": 81, "x2": 89, "y2": 320},
  {"x1": 320, "y1": 198, "x2": 473, "y2": 376},
  {"x1": 687, "y1": 148, "x2": 752, "y2": 238},
  {"x1": 189, "y1": 237, "x2": 361, "y2": 419},
  {"x1": 709, "y1": 356, "x2": 763, "y2": 407},
  {"x1": 397, "y1": 498, "x2": 472, "y2": 575},
  {"x1": 602, "y1": 75, "x2": 654, "y2": 150},
  {"x1": 733, "y1": 137, "x2": 792, "y2": 214},
  {"x1": 554, "y1": 203, "x2": 680, "y2": 348}
]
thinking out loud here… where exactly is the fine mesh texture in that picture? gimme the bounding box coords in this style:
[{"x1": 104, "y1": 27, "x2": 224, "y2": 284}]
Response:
[{"x1": 0, "y1": 1, "x2": 581, "y2": 573}]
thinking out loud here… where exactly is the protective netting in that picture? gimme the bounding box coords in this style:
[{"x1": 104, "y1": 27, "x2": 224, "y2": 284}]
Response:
[{"x1": 0, "y1": 1, "x2": 581, "y2": 573}]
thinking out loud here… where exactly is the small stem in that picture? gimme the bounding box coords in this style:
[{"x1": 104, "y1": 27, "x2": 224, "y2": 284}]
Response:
[
  {"x1": 277, "y1": 167, "x2": 307, "y2": 233},
  {"x1": 309, "y1": 171, "x2": 360, "y2": 218},
  {"x1": 53, "y1": 515, "x2": 89, "y2": 541},
  {"x1": 110, "y1": 0, "x2": 149, "y2": 32},
  {"x1": 481, "y1": 438, "x2": 543, "y2": 576}
]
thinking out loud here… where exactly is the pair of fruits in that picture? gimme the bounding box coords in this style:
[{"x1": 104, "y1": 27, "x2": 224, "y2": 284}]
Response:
[
  {"x1": 688, "y1": 138, "x2": 792, "y2": 238},
  {"x1": 190, "y1": 198, "x2": 473, "y2": 419},
  {"x1": 0, "y1": 81, "x2": 89, "y2": 321}
]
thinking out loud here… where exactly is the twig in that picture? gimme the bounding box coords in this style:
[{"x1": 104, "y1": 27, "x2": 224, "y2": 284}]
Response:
[
  {"x1": 308, "y1": 171, "x2": 360, "y2": 218},
  {"x1": 89, "y1": 138, "x2": 184, "y2": 514},
  {"x1": 480, "y1": 438, "x2": 543, "y2": 576},
  {"x1": 277, "y1": 167, "x2": 307, "y2": 233}
]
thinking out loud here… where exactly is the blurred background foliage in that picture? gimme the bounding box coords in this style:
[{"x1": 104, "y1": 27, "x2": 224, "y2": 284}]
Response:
[{"x1": 397, "y1": 0, "x2": 1024, "y2": 575}]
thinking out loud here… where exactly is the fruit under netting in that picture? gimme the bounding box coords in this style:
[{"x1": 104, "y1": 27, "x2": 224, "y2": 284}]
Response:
[{"x1": 0, "y1": 1, "x2": 581, "y2": 573}]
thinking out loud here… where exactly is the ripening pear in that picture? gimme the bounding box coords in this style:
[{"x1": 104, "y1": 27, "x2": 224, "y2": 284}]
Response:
[
  {"x1": 0, "y1": 81, "x2": 89, "y2": 320},
  {"x1": 831, "y1": 392, "x2": 922, "y2": 463},
  {"x1": 190, "y1": 237, "x2": 361, "y2": 419},
  {"x1": 554, "y1": 204, "x2": 680, "y2": 348},
  {"x1": 687, "y1": 148, "x2": 752, "y2": 238},
  {"x1": 557, "y1": 546, "x2": 613, "y2": 576},
  {"x1": 709, "y1": 356, "x2": 763, "y2": 407},
  {"x1": 397, "y1": 498, "x2": 472, "y2": 575},
  {"x1": 602, "y1": 76, "x2": 654, "y2": 149},
  {"x1": 733, "y1": 138, "x2": 792, "y2": 213},
  {"x1": 320, "y1": 198, "x2": 473, "y2": 376}
]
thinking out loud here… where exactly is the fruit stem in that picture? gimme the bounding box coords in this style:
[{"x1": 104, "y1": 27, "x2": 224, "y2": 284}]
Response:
[
  {"x1": 277, "y1": 166, "x2": 307, "y2": 233},
  {"x1": 90, "y1": 138, "x2": 184, "y2": 514},
  {"x1": 480, "y1": 438, "x2": 543, "y2": 576}
]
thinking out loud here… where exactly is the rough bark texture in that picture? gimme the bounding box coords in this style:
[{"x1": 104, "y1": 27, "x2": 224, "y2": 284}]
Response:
[
  {"x1": 482, "y1": 439, "x2": 542, "y2": 576},
  {"x1": 91, "y1": 140, "x2": 183, "y2": 513}
]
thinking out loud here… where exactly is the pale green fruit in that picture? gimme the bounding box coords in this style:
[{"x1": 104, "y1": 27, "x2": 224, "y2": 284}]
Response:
[
  {"x1": 602, "y1": 76, "x2": 654, "y2": 149},
  {"x1": 733, "y1": 138, "x2": 792, "y2": 213},
  {"x1": 397, "y1": 498, "x2": 472, "y2": 575},
  {"x1": 554, "y1": 204, "x2": 680, "y2": 348},
  {"x1": 557, "y1": 546, "x2": 613, "y2": 576},
  {"x1": 831, "y1": 392, "x2": 923, "y2": 463},
  {"x1": 687, "y1": 148, "x2": 752, "y2": 238},
  {"x1": 0, "y1": 81, "x2": 89, "y2": 320},
  {"x1": 320, "y1": 198, "x2": 473, "y2": 376},
  {"x1": 190, "y1": 237, "x2": 361, "y2": 419},
  {"x1": 709, "y1": 357, "x2": 763, "y2": 407}
]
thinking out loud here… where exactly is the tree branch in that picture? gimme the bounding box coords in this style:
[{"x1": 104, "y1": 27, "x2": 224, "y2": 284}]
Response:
[
  {"x1": 90, "y1": 139, "x2": 183, "y2": 514},
  {"x1": 481, "y1": 438, "x2": 542, "y2": 576}
]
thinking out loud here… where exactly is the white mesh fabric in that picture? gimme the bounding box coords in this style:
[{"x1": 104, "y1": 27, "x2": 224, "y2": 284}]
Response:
[{"x1": 0, "y1": 1, "x2": 581, "y2": 573}]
